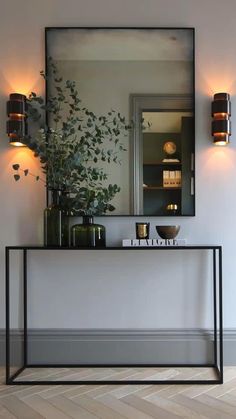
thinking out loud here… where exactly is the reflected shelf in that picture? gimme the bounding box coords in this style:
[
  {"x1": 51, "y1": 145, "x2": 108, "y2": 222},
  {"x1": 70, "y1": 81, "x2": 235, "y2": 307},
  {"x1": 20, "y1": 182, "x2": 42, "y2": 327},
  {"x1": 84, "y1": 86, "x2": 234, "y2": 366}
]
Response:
[
  {"x1": 143, "y1": 162, "x2": 182, "y2": 166},
  {"x1": 143, "y1": 186, "x2": 181, "y2": 190}
]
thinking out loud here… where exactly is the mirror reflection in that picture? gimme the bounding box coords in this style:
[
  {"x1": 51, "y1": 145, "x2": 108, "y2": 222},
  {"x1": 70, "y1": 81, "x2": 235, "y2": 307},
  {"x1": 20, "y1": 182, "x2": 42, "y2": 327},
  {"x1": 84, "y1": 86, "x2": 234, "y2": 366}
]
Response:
[
  {"x1": 142, "y1": 111, "x2": 194, "y2": 215},
  {"x1": 46, "y1": 27, "x2": 195, "y2": 216}
]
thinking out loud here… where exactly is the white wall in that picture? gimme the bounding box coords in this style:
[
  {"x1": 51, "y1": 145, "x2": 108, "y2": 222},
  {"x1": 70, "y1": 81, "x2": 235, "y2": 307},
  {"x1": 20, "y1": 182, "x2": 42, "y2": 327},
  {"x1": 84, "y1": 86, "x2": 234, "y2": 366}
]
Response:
[{"x1": 1, "y1": 0, "x2": 236, "y2": 329}]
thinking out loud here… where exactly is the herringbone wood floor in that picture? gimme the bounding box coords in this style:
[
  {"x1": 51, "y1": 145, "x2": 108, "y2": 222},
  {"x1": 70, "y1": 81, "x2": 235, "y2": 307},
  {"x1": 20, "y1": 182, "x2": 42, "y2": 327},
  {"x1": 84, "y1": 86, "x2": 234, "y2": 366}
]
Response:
[{"x1": 1, "y1": 367, "x2": 236, "y2": 418}]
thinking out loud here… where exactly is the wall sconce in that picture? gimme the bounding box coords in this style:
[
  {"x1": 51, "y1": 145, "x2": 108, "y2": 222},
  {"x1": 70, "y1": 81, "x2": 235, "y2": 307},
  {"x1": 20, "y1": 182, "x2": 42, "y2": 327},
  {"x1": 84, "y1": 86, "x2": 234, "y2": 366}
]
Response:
[
  {"x1": 7, "y1": 93, "x2": 28, "y2": 146},
  {"x1": 212, "y1": 92, "x2": 231, "y2": 146}
]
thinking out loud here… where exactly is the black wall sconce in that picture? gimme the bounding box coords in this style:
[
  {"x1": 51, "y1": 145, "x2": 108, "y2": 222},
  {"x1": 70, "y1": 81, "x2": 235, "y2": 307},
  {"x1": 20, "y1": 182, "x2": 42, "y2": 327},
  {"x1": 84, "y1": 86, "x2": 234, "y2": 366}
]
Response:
[
  {"x1": 7, "y1": 93, "x2": 28, "y2": 146},
  {"x1": 212, "y1": 93, "x2": 231, "y2": 145}
]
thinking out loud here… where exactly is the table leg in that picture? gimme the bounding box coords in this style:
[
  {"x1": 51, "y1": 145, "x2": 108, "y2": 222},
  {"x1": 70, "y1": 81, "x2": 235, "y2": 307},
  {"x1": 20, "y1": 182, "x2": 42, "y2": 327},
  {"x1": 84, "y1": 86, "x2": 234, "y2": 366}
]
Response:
[
  {"x1": 23, "y1": 249, "x2": 28, "y2": 366},
  {"x1": 5, "y1": 248, "x2": 10, "y2": 384}
]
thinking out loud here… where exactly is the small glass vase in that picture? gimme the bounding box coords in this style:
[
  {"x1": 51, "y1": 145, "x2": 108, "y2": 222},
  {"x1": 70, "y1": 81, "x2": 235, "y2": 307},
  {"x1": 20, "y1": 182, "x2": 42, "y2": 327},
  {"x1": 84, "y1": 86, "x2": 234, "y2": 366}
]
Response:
[
  {"x1": 44, "y1": 190, "x2": 70, "y2": 247},
  {"x1": 71, "y1": 216, "x2": 106, "y2": 248}
]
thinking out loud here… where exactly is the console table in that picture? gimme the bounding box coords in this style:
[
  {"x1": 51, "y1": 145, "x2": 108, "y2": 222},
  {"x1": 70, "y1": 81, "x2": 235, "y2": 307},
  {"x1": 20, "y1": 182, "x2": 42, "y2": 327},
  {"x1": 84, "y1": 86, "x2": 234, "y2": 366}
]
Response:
[{"x1": 6, "y1": 245, "x2": 223, "y2": 385}]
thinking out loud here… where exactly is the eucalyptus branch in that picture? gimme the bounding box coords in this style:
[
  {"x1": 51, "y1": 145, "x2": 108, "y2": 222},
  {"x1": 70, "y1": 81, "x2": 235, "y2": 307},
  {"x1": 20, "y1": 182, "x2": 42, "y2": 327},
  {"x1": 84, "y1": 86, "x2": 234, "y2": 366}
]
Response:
[
  {"x1": 12, "y1": 164, "x2": 45, "y2": 184},
  {"x1": 12, "y1": 59, "x2": 131, "y2": 215}
]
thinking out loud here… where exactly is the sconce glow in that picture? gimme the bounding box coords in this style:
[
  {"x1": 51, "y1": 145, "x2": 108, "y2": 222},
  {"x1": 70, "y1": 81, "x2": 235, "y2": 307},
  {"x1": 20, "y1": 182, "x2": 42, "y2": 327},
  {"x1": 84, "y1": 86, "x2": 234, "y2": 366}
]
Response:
[
  {"x1": 213, "y1": 140, "x2": 228, "y2": 146},
  {"x1": 7, "y1": 93, "x2": 28, "y2": 146},
  {"x1": 212, "y1": 93, "x2": 231, "y2": 145},
  {"x1": 9, "y1": 141, "x2": 26, "y2": 147}
]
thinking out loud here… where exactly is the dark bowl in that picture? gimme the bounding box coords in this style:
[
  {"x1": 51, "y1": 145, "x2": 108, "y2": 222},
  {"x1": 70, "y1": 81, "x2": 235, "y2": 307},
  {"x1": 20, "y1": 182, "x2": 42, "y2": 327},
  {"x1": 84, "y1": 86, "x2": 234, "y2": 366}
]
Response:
[{"x1": 156, "y1": 225, "x2": 180, "y2": 239}]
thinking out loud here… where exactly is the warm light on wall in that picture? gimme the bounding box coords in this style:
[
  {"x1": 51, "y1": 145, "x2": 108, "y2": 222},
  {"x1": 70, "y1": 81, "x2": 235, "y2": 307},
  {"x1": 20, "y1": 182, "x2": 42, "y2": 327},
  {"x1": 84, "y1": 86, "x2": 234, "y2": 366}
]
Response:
[
  {"x1": 6, "y1": 93, "x2": 28, "y2": 146},
  {"x1": 212, "y1": 93, "x2": 231, "y2": 145}
]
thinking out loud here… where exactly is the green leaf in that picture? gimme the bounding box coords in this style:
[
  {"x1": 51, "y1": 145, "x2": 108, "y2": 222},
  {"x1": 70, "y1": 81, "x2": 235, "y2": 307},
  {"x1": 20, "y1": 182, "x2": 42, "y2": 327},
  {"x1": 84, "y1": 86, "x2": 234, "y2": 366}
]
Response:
[
  {"x1": 12, "y1": 164, "x2": 20, "y2": 170},
  {"x1": 14, "y1": 174, "x2": 20, "y2": 181}
]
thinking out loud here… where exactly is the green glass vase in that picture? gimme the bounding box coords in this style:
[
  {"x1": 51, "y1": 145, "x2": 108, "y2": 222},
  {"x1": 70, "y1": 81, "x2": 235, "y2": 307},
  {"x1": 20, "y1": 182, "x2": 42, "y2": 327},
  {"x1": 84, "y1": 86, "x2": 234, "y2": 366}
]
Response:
[
  {"x1": 71, "y1": 216, "x2": 106, "y2": 248},
  {"x1": 44, "y1": 190, "x2": 70, "y2": 247}
]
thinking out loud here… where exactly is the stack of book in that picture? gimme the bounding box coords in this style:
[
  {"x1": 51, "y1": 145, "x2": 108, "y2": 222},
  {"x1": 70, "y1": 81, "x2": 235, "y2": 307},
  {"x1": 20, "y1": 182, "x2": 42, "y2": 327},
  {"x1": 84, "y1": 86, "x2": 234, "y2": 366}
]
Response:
[
  {"x1": 163, "y1": 170, "x2": 181, "y2": 187},
  {"x1": 122, "y1": 239, "x2": 187, "y2": 247}
]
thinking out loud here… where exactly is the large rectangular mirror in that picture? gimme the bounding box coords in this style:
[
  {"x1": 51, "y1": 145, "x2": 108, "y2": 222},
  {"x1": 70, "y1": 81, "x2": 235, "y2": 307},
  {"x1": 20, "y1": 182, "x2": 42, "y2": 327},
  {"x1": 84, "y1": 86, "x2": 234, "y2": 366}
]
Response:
[{"x1": 46, "y1": 27, "x2": 195, "y2": 216}]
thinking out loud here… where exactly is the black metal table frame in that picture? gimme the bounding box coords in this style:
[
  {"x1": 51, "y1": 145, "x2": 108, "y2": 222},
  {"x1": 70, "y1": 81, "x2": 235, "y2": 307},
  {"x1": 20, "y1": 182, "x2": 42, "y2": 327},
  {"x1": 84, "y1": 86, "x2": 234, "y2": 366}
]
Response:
[{"x1": 6, "y1": 245, "x2": 223, "y2": 385}]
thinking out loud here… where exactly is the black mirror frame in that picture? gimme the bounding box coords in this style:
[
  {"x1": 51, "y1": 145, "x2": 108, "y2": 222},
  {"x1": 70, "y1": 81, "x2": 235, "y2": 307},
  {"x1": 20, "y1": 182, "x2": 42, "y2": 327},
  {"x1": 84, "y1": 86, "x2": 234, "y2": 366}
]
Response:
[{"x1": 45, "y1": 27, "x2": 195, "y2": 217}]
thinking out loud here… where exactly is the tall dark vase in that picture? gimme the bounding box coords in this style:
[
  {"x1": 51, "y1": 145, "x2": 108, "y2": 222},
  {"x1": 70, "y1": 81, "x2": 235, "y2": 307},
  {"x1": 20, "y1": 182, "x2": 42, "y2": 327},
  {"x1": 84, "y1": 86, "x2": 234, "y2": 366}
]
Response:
[
  {"x1": 44, "y1": 190, "x2": 70, "y2": 247},
  {"x1": 71, "y1": 215, "x2": 106, "y2": 248}
]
